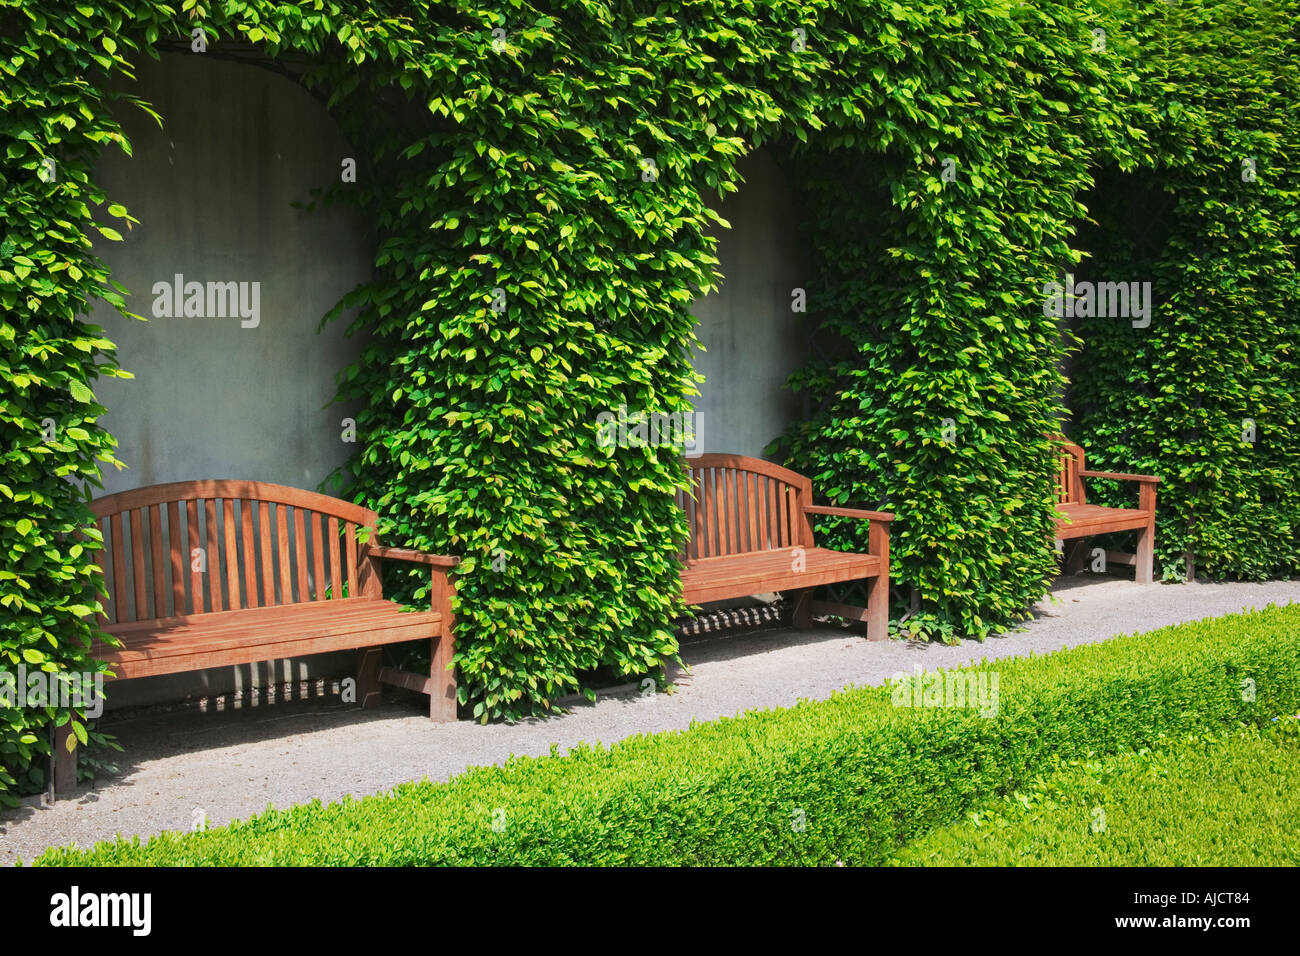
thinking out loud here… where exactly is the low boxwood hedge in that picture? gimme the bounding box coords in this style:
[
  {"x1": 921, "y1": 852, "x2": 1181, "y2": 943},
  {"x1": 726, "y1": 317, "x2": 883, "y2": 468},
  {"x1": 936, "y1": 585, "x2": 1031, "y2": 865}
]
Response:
[
  {"x1": 889, "y1": 722, "x2": 1300, "y2": 866},
  {"x1": 31, "y1": 602, "x2": 1300, "y2": 866}
]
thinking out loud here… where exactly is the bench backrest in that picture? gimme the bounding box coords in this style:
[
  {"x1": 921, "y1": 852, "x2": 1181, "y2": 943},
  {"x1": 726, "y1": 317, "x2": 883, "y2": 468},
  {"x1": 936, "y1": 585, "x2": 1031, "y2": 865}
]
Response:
[
  {"x1": 1055, "y1": 439, "x2": 1087, "y2": 506},
  {"x1": 90, "y1": 480, "x2": 383, "y2": 626},
  {"x1": 677, "y1": 454, "x2": 814, "y2": 561}
]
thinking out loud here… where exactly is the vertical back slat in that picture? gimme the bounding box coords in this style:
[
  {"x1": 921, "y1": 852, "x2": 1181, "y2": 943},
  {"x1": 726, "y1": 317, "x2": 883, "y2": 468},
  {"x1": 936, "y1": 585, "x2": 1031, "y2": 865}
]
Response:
[
  {"x1": 345, "y1": 523, "x2": 359, "y2": 599},
  {"x1": 149, "y1": 504, "x2": 166, "y2": 619},
  {"x1": 710, "y1": 468, "x2": 723, "y2": 558},
  {"x1": 168, "y1": 501, "x2": 184, "y2": 617},
  {"x1": 774, "y1": 481, "x2": 785, "y2": 548},
  {"x1": 110, "y1": 512, "x2": 127, "y2": 624},
  {"x1": 707, "y1": 468, "x2": 717, "y2": 556},
  {"x1": 726, "y1": 470, "x2": 739, "y2": 553},
  {"x1": 797, "y1": 484, "x2": 814, "y2": 546},
  {"x1": 258, "y1": 501, "x2": 275, "y2": 607},
  {"x1": 240, "y1": 499, "x2": 258, "y2": 609},
  {"x1": 757, "y1": 476, "x2": 770, "y2": 550},
  {"x1": 293, "y1": 508, "x2": 310, "y2": 603},
  {"x1": 717, "y1": 469, "x2": 731, "y2": 556},
  {"x1": 310, "y1": 513, "x2": 327, "y2": 601},
  {"x1": 737, "y1": 471, "x2": 748, "y2": 552},
  {"x1": 731, "y1": 470, "x2": 744, "y2": 552},
  {"x1": 129, "y1": 508, "x2": 147, "y2": 622},
  {"x1": 689, "y1": 487, "x2": 698, "y2": 561},
  {"x1": 732, "y1": 472, "x2": 745, "y2": 552},
  {"x1": 744, "y1": 472, "x2": 759, "y2": 553},
  {"x1": 276, "y1": 506, "x2": 292, "y2": 605},
  {"x1": 205, "y1": 499, "x2": 224, "y2": 612},
  {"x1": 188, "y1": 500, "x2": 206, "y2": 613},
  {"x1": 686, "y1": 479, "x2": 698, "y2": 561},
  {"x1": 328, "y1": 516, "x2": 343, "y2": 599},
  {"x1": 694, "y1": 473, "x2": 705, "y2": 560},
  {"x1": 220, "y1": 499, "x2": 239, "y2": 612},
  {"x1": 689, "y1": 471, "x2": 703, "y2": 560}
]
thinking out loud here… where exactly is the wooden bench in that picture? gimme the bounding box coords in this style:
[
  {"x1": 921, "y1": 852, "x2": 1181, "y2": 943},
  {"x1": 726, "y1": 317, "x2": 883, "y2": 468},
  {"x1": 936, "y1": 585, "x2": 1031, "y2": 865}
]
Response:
[
  {"x1": 676, "y1": 455, "x2": 893, "y2": 639},
  {"x1": 1055, "y1": 439, "x2": 1160, "y2": 583},
  {"x1": 56, "y1": 480, "x2": 458, "y2": 794}
]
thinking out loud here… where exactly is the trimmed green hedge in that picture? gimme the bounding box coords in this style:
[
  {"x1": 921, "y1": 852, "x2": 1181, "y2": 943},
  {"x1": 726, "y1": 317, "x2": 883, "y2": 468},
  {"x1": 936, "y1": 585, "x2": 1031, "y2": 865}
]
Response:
[
  {"x1": 890, "y1": 723, "x2": 1300, "y2": 866},
  {"x1": 31, "y1": 601, "x2": 1300, "y2": 866}
]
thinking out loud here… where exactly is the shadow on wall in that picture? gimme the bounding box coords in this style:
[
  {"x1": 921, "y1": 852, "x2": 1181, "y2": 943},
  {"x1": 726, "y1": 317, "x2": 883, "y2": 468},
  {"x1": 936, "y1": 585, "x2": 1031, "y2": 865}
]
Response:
[
  {"x1": 689, "y1": 148, "x2": 808, "y2": 460},
  {"x1": 90, "y1": 51, "x2": 370, "y2": 498}
]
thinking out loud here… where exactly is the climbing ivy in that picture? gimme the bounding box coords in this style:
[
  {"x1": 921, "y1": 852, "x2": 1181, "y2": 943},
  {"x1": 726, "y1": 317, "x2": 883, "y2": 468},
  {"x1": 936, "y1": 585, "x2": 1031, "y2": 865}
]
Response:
[
  {"x1": 1068, "y1": 0, "x2": 1300, "y2": 582},
  {"x1": 1, "y1": 0, "x2": 1296, "y2": 804}
]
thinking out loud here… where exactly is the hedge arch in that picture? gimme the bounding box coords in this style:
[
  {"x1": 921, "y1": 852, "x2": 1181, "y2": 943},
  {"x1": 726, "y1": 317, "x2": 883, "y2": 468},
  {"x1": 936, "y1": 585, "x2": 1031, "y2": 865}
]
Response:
[
  {"x1": 1067, "y1": 0, "x2": 1300, "y2": 583},
  {"x1": 3, "y1": 0, "x2": 1293, "y2": 797}
]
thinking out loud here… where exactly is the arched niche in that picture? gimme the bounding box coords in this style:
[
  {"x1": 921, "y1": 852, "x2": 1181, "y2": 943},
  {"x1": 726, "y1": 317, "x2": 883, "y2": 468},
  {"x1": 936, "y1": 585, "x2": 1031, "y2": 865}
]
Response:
[
  {"x1": 689, "y1": 148, "x2": 808, "y2": 459},
  {"x1": 90, "y1": 51, "x2": 369, "y2": 497}
]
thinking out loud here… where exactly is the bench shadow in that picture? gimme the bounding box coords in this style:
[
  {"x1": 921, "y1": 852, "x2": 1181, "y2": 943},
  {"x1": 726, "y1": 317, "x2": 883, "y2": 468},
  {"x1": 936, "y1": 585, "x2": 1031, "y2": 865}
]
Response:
[{"x1": 22, "y1": 692, "x2": 436, "y2": 811}]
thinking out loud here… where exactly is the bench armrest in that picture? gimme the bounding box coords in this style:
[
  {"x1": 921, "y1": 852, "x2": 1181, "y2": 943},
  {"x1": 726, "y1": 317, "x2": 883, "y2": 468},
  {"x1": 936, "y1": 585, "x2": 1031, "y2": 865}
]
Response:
[
  {"x1": 368, "y1": 545, "x2": 460, "y2": 569},
  {"x1": 804, "y1": 505, "x2": 895, "y2": 523},
  {"x1": 1079, "y1": 470, "x2": 1161, "y2": 485}
]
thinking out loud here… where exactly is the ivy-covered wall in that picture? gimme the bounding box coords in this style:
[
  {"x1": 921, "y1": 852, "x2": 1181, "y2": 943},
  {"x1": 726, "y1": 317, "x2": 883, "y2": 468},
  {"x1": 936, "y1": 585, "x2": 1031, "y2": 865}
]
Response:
[
  {"x1": 2, "y1": 0, "x2": 1296, "y2": 800},
  {"x1": 1067, "y1": 0, "x2": 1300, "y2": 582}
]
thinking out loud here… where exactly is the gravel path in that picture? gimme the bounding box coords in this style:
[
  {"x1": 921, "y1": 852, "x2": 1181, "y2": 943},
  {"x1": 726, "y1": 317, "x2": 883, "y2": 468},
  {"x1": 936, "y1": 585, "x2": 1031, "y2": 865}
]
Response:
[{"x1": 4, "y1": 576, "x2": 1298, "y2": 865}]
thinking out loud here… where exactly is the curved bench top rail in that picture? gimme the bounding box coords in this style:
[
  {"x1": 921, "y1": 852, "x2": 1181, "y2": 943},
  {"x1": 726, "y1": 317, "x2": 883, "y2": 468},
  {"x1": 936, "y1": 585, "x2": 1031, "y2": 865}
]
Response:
[
  {"x1": 91, "y1": 479, "x2": 379, "y2": 527},
  {"x1": 683, "y1": 454, "x2": 813, "y2": 494}
]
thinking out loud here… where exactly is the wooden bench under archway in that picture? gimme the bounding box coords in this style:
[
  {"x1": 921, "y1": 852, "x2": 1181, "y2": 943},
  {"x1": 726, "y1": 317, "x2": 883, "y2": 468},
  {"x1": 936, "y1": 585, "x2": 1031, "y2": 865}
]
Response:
[
  {"x1": 676, "y1": 454, "x2": 893, "y2": 639},
  {"x1": 55, "y1": 480, "x2": 458, "y2": 794},
  {"x1": 1055, "y1": 439, "x2": 1160, "y2": 583}
]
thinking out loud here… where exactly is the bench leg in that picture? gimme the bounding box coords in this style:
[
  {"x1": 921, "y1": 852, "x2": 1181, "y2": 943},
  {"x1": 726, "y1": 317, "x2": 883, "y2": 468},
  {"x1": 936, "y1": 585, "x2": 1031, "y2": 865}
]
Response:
[
  {"x1": 791, "y1": 590, "x2": 813, "y2": 629},
  {"x1": 429, "y1": 633, "x2": 457, "y2": 721},
  {"x1": 1135, "y1": 522, "x2": 1155, "y2": 584},
  {"x1": 1063, "y1": 538, "x2": 1086, "y2": 575},
  {"x1": 429, "y1": 570, "x2": 458, "y2": 721},
  {"x1": 865, "y1": 570, "x2": 890, "y2": 642},
  {"x1": 52, "y1": 721, "x2": 77, "y2": 799},
  {"x1": 356, "y1": 647, "x2": 383, "y2": 709}
]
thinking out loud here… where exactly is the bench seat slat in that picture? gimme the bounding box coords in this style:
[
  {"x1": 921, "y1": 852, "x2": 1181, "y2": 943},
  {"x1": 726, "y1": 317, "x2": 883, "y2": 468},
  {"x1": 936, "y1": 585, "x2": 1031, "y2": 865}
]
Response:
[
  {"x1": 1055, "y1": 503, "x2": 1153, "y2": 538},
  {"x1": 98, "y1": 625, "x2": 442, "y2": 680},
  {"x1": 100, "y1": 595, "x2": 404, "y2": 634},
  {"x1": 95, "y1": 625, "x2": 443, "y2": 681},
  {"x1": 94, "y1": 599, "x2": 441, "y2": 672},
  {"x1": 98, "y1": 609, "x2": 441, "y2": 663},
  {"x1": 681, "y1": 547, "x2": 880, "y2": 605}
]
